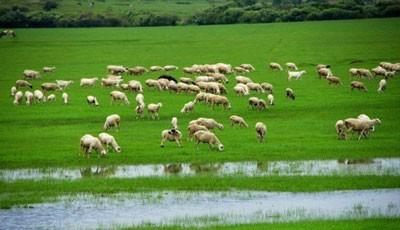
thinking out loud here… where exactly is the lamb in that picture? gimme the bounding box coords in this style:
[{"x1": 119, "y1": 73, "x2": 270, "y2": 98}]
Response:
[
  {"x1": 150, "y1": 66, "x2": 163, "y2": 72},
  {"x1": 164, "y1": 65, "x2": 178, "y2": 71},
  {"x1": 80, "y1": 78, "x2": 98, "y2": 87},
  {"x1": 24, "y1": 91, "x2": 34, "y2": 105},
  {"x1": 171, "y1": 117, "x2": 178, "y2": 130},
  {"x1": 234, "y1": 83, "x2": 249, "y2": 96},
  {"x1": 128, "y1": 80, "x2": 143, "y2": 93},
  {"x1": 229, "y1": 115, "x2": 248, "y2": 128},
  {"x1": 335, "y1": 120, "x2": 347, "y2": 140},
  {"x1": 87, "y1": 95, "x2": 99, "y2": 106},
  {"x1": 110, "y1": 90, "x2": 130, "y2": 105},
  {"x1": 350, "y1": 81, "x2": 367, "y2": 92},
  {"x1": 62, "y1": 92, "x2": 68, "y2": 104},
  {"x1": 209, "y1": 95, "x2": 231, "y2": 110},
  {"x1": 145, "y1": 79, "x2": 162, "y2": 90},
  {"x1": 187, "y1": 123, "x2": 209, "y2": 140},
  {"x1": 41, "y1": 82, "x2": 61, "y2": 92},
  {"x1": 288, "y1": 70, "x2": 306, "y2": 80},
  {"x1": 190, "y1": 117, "x2": 224, "y2": 130},
  {"x1": 79, "y1": 134, "x2": 107, "y2": 157},
  {"x1": 98, "y1": 132, "x2": 121, "y2": 153},
  {"x1": 104, "y1": 114, "x2": 121, "y2": 131},
  {"x1": 180, "y1": 101, "x2": 196, "y2": 113},
  {"x1": 10, "y1": 86, "x2": 17, "y2": 97},
  {"x1": 23, "y1": 70, "x2": 41, "y2": 80},
  {"x1": 147, "y1": 103, "x2": 162, "y2": 120},
  {"x1": 261, "y1": 82, "x2": 273, "y2": 93},
  {"x1": 326, "y1": 75, "x2": 342, "y2": 85},
  {"x1": 13, "y1": 91, "x2": 23, "y2": 105},
  {"x1": 286, "y1": 62, "x2": 298, "y2": 70},
  {"x1": 344, "y1": 118, "x2": 381, "y2": 140},
  {"x1": 240, "y1": 64, "x2": 255, "y2": 71},
  {"x1": 128, "y1": 66, "x2": 148, "y2": 75},
  {"x1": 43, "y1": 66, "x2": 56, "y2": 73},
  {"x1": 56, "y1": 80, "x2": 74, "y2": 89},
  {"x1": 267, "y1": 94, "x2": 274, "y2": 106},
  {"x1": 107, "y1": 65, "x2": 128, "y2": 74},
  {"x1": 160, "y1": 129, "x2": 182, "y2": 147},
  {"x1": 318, "y1": 68, "x2": 332, "y2": 79},
  {"x1": 15, "y1": 80, "x2": 32, "y2": 89},
  {"x1": 246, "y1": 82, "x2": 264, "y2": 93},
  {"x1": 33, "y1": 90, "x2": 46, "y2": 103},
  {"x1": 235, "y1": 76, "x2": 253, "y2": 84},
  {"x1": 47, "y1": 94, "x2": 56, "y2": 102},
  {"x1": 193, "y1": 130, "x2": 224, "y2": 151},
  {"x1": 269, "y1": 62, "x2": 283, "y2": 71},
  {"x1": 255, "y1": 122, "x2": 267, "y2": 143},
  {"x1": 102, "y1": 78, "x2": 122, "y2": 87},
  {"x1": 377, "y1": 79, "x2": 387, "y2": 93},
  {"x1": 286, "y1": 88, "x2": 295, "y2": 100}
]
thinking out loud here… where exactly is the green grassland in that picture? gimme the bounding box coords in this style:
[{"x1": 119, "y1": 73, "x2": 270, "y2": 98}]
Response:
[{"x1": 0, "y1": 18, "x2": 400, "y2": 227}]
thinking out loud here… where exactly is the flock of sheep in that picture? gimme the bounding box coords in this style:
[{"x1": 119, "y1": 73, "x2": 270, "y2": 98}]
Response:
[{"x1": 10, "y1": 61, "x2": 399, "y2": 157}]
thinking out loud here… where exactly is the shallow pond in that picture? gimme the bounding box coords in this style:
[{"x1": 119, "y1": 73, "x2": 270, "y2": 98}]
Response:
[{"x1": 0, "y1": 189, "x2": 399, "y2": 229}]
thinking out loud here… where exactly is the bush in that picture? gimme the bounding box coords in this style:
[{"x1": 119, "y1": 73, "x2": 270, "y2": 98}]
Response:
[
  {"x1": 42, "y1": 0, "x2": 58, "y2": 11},
  {"x1": 382, "y1": 5, "x2": 400, "y2": 17}
]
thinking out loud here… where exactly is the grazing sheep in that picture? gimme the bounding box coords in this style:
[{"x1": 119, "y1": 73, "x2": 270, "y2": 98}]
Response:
[
  {"x1": 0, "y1": 29, "x2": 16, "y2": 38},
  {"x1": 56, "y1": 80, "x2": 74, "y2": 89},
  {"x1": 257, "y1": 99, "x2": 267, "y2": 110},
  {"x1": 104, "y1": 114, "x2": 121, "y2": 131},
  {"x1": 87, "y1": 95, "x2": 99, "y2": 106},
  {"x1": 234, "y1": 83, "x2": 249, "y2": 96},
  {"x1": 128, "y1": 80, "x2": 143, "y2": 93},
  {"x1": 249, "y1": 97, "x2": 260, "y2": 109},
  {"x1": 171, "y1": 117, "x2": 178, "y2": 130},
  {"x1": 135, "y1": 93, "x2": 144, "y2": 105},
  {"x1": 380, "y1": 62, "x2": 400, "y2": 71},
  {"x1": 288, "y1": 70, "x2": 306, "y2": 80},
  {"x1": 194, "y1": 92, "x2": 211, "y2": 103},
  {"x1": 183, "y1": 67, "x2": 198, "y2": 74},
  {"x1": 269, "y1": 62, "x2": 283, "y2": 71},
  {"x1": 180, "y1": 77, "x2": 194, "y2": 84},
  {"x1": 10, "y1": 86, "x2": 17, "y2": 97},
  {"x1": 135, "y1": 103, "x2": 145, "y2": 119},
  {"x1": 33, "y1": 90, "x2": 46, "y2": 103},
  {"x1": 187, "y1": 123, "x2": 208, "y2": 140},
  {"x1": 261, "y1": 82, "x2": 273, "y2": 93},
  {"x1": 157, "y1": 78, "x2": 170, "y2": 90},
  {"x1": 110, "y1": 91, "x2": 130, "y2": 105},
  {"x1": 234, "y1": 66, "x2": 249, "y2": 73},
  {"x1": 168, "y1": 81, "x2": 178, "y2": 93},
  {"x1": 47, "y1": 94, "x2": 56, "y2": 102},
  {"x1": 177, "y1": 82, "x2": 190, "y2": 93},
  {"x1": 349, "y1": 68, "x2": 359, "y2": 78},
  {"x1": 98, "y1": 132, "x2": 121, "y2": 153},
  {"x1": 246, "y1": 82, "x2": 264, "y2": 93},
  {"x1": 107, "y1": 65, "x2": 128, "y2": 74},
  {"x1": 196, "y1": 76, "x2": 216, "y2": 83},
  {"x1": 344, "y1": 118, "x2": 381, "y2": 140},
  {"x1": 235, "y1": 76, "x2": 253, "y2": 84},
  {"x1": 193, "y1": 130, "x2": 224, "y2": 151},
  {"x1": 120, "y1": 83, "x2": 129, "y2": 90},
  {"x1": 209, "y1": 95, "x2": 231, "y2": 110},
  {"x1": 357, "y1": 114, "x2": 377, "y2": 132},
  {"x1": 190, "y1": 117, "x2": 224, "y2": 130},
  {"x1": 128, "y1": 66, "x2": 148, "y2": 75},
  {"x1": 318, "y1": 68, "x2": 332, "y2": 79},
  {"x1": 41, "y1": 82, "x2": 61, "y2": 92},
  {"x1": 147, "y1": 103, "x2": 162, "y2": 120},
  {"x1": 23, "y1": 70, "x2": 40, "y2": 80},
  {"x1": 240, "y1": 64, "x2": 255, "y2": 71},
  {"x1": 255, "y1": 122, "x2": 267, "y2": 143},
  {"x1": 350, "y1": 81, "x2": 367, "y2": 92},
  {"x1": 15, "y1": 80, "x2": 32, "y2": 89},
  {"x1": 80, "y1": 134, "x2": 107, "y2": 157},
  {"x1": 43, "y1": 66, "x2": 56, "y2": 73},
  {"x1": 62, "y1": 92, "x2": 68, "y2": 105},
  {"x1": 201, "y1": 82, "x2": 220, "y2": 95},
  {"x1": 215, "y1": 63, "x2": 233, "y2": 74},
  {"x1": 229, "y1": 115, "x2": 248, "y2": 128},
  {"x1": 188, "y1": 84, "x2": 201, "y2": 94},
  {"x1": 158, "y1": 74, "x2": 178, "y2": 83},
  {"x1": 371, "y1": 66, "x2": 387, "y2": 77},
  {"x1": 326, "y1": 75, "x2": 342, "y2": 85},
  {"x1": 377, "y1": 79, "x2": 387, "y2": 93},
  {"x1": 13, "y1": 91, "x2": 23, "y2": 105},
  {"x1": 160, "y1": 129, "x2": 182, "y2": 147},
  {"x1": 145, "y1": 79, "x2": 162, "y2": 91},
  {"x1": 24, "y1": 91, "x2": 34, "y2": 105},
  {"x1": 335, "y1": 120, "x2": 347, "y2": 140},
  {"x1": 385, "y1": 71, "x2": 396, "y2": 79},
  {"x1": 286, "y1": 88, "x2": 295, "y2": 100},
  {"x1": 164, "y1": 65, "x2": 178, "y2": 71},
  {"x1": 286, "y1": 62, "x2": 298, "y2": 70},
  {"x1": 316, "y1": 64, "x2": 330, "y2": 70},
  {"x1": 102, "y1": 78, "x2": 122, "y2": 88},
  {"x1": 207, "y1": 73, "x2": 229, "y2": 84},
  {"x1": 180, "y1": 101, "x2": 196, "y2": 113},
  {"x1": 267, "y1": 94, "x2": 274, "y2": 106},
  {"x1": 357, "y1": 68, "x2": 373, "y2": 79},
  {"x1": 150, "y1": 66, "x2": 163, "y2": 72},
  {"x1": 80, "y1": 77, "x2": 98, "y2": 87}
]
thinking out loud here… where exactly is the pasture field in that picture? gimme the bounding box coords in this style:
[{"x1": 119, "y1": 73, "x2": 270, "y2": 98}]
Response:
[{"x1": 0, "y1": 18, "x2": 400, "y2": 228}]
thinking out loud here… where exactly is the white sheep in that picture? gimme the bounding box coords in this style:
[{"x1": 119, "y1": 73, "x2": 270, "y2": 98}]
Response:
[
  {"x1": 47, "y1": 94, "x2": 56, "y2": 102},
  {"x1": 104, "y1": 114, "x2": 121, "y2": 131},
  {"x1": 187, "y1": 123, "x2": 209, "y2": 140},
  {"x1": 344, "y1": 118, "x2": 381, "y2": 140},
  {"x1": 377, "y1": 79, "x2": 387, "y2": 93},
  {"x1": 193, "y1": 130, "x2": 224, "y2": 151},
  {"x1": 87, "y1": 95, "x2": 99, "y2": 106},
  {"x1": 235, "y1": 76, "x2": 253, "y2": 84},
  {"x1": 10, "y1": 86, "x2": 17, "y2": 97},
  {"x1": 357, "y1": 114, "x2": 378, "y2": 132},
  {"x1": 43, "y1": 66, "x2": 56, "y2": 73},
  {"x1": 318, "y1": 68, "x2": 332, "y2": 79},
  {"x1": 135, "y1": 103, "x2": 145, "y2": 119},
  {"x1": 286, "y1": 62, "x2": 298, "y2": 70},
  {"x1": 261, "y1": 82, "x2": 273, "y2": 93},
  {"x1": 41, "y1": 82, "x2": 61, "y2": 92},
  {"x1": 110, "y1": 90, "x2": 130, "y2": 105},
  {"x1": 255, "y1": 122, "x2": 267, "y2": 143},
  {"x1": 80, "y1": 134, "x2": 107, "y2": 157},
  {"x1": 80, "y1": 77, "x2": 98, "y2": 87},
  {"x1": 180, "y1": 77, "x2": 194, "y2": 84},
  {"x1": 234, "y1": 83, "x2": 249, "y2": 96},
  {"x1": 135, "y1": 93, "x2": 144, "y2": 105},
  {"x1": 128, "y1": 80, "x2": 143, "y2": 93},
  {"x1": 56, "y1": 80, "x2": 74, "y2": 89},
  {"x1": 13, "y1": 91, "x2": 23, "y2": 105},
  {"x1": 163, "y1": 65, "x2": 178, "y2": 71},
  {"x1": 24, "y1": 91, "x2": 34, "y2": 105},
  {"x1": 107, "y1": 65, "x2": 127, "y2": 74},
  {"x1": 150, "y1": 66, "x2": 163, "y2": 72},
  {"x1": 160, "y1": 129, "x2": 182, "y2": 147},
  {"x1": 209, "y1": 94, "x2": 231, "y2": 110},
  {"x1": 158, "y1": 78, "x2": 170, "y2": 90},
  {"x1": 146, "y1": 79, "x2": 162, "y2": 90},
  {"x1": 62, "y1": 92, "x2": 68, "y2": 104},
  {"x1": 229, "y1": 115, "x2": 248, "y2": 128},
  {"x1": 98, "y1": 132, "x2": 121, "y2": 153},
  {"x1": 335, "y1": 120, "x2": 346, "y2": 140},
  {"x1": 102, "y1": 78, "x2": 122, "y2": 87},
  {"x1": 34, "y1": 90, "x2": 46, "y2": 103},
  {"x1": 240, "y1": 64, "x2": 255, "y2": 71},
  {"x1": 23, "y1": 70, "x2": 41, "y2": 79},
  {"x1": 286, "y1": 88, "x2": 295, "y2": 100},
  {"x1": 267, "y1": 94, "x2": 274, "y2": 106},
  {"x1": 180, "y1": 101, "x2": 196, "y2": 113},
  {"x1": 269, "y1": 62, "x2": 283, "y2": 71},
  {"x1": 171, "y1": 117, "x2": 178, "y2": 130},
  {"x1": 15, "y1": 80, "x2": 32, "y2": 89},
  {"x1": 190, "y1": 117, "x2": 224, "y2": 130},
  {"x1": 288, "y1": 70, "x2": 306, "y2": 80},
  {"x1": 147, "y1": 103, "x2": 162, "y2": 120},
  {"x1": 246, "y1": 82, "x2": 264, "y2": 93}
]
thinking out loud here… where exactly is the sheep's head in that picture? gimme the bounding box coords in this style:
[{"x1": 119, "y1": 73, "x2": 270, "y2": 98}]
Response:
[
  {"x1": 217, "y1": 144, "x2": 224, "y2": 151},
  {"x1": 218, "y1": 124, "x2": 224, "y2": 130},
  {"x1": 373, "y1": 118, "x2": 381, "y2": 125},
  {"x1": 158, "y1": 103, "x2": 163, "y2": 107},
  {"x1": 115, "y1": 146, "x2": 121, "y2": 153},
  {"x1": 101, "y1": 150, "x2": 107, "y2": 156}
]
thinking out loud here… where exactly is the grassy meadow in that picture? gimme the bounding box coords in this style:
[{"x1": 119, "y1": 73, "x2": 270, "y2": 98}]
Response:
[{"x1": 0, "y1": 18, "x2": 400, "y2": 227}]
